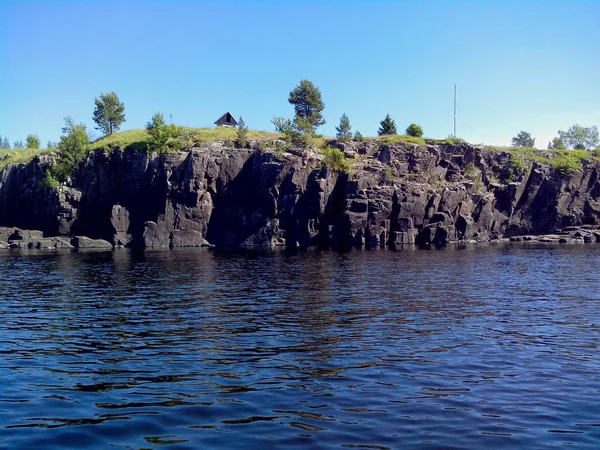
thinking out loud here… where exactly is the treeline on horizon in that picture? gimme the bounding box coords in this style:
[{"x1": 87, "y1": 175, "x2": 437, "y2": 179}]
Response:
[{"x1": 2, "y1": 79, "x2": 599, "y2": 153}]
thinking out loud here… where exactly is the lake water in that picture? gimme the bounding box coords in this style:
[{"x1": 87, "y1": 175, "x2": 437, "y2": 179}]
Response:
[{"x1": 1, "y1": 244, "x2": 599, "y2": 449}]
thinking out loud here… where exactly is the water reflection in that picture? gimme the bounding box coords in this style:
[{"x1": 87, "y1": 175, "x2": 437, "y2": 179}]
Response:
[{"x1": 1, "y1": 244, "x2": 600, "y2": 449}]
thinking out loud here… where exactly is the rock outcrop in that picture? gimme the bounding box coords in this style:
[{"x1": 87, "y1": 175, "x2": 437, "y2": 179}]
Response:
[{"x1": 1, "y1": 139, "x2": 600, "y2": 249}]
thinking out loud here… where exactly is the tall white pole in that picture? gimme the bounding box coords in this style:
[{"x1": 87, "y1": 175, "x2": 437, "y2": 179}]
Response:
[{"x1": 453, "y1": 84, "x2": 457, "y2": 138}]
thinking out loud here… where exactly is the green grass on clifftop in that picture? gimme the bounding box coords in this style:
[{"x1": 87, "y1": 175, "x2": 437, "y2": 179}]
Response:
[
  {"x1": 89, "y1": 127, "x2": 281, "y2": 152},
  {"x1": 485, "y1": 146, "x2": 599, "y2": 175},
  {"x1": 0, "y1": 148, "x2": 52, "y2": 170}
]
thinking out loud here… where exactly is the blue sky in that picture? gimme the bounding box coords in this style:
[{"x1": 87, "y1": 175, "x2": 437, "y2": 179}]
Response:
[{"x1": 1, "y1": 0, "x2": 599, "y2": 147}]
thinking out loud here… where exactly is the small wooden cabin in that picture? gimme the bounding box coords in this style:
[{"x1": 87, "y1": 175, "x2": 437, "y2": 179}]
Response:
[{"x1": 214, "y1": 112, "x2": 238, "y2": 128}]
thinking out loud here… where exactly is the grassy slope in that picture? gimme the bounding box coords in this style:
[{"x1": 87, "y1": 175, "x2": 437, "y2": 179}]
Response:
[
  {"x1": 483, "y1": 146, "x2": 599, "y2": 173},
  {"x1": 0, "y1": 148, "x2": 53, "y2": 170},
  {"x1": 89, "y1": 127, "x2": 281, "y2": 151},
  {"x1": 0, "y1": 128, "x2": 597, "y2": 175}
]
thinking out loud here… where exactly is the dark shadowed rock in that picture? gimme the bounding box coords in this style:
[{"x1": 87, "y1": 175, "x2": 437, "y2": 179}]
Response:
[{"x1": 2, "y1": 141, "x2": 600, "y2": 250}]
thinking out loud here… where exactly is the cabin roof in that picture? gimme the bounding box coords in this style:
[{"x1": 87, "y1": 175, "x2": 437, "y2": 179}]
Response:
[{"x1": 214, "y1": 112, "x2": 238, "y2": 125}]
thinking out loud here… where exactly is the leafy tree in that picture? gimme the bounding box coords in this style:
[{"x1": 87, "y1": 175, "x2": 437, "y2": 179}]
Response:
[
  {"x1": 335, "y1": 113, "x2": 352, "y2": 141},
  {"x1": 548, "y1": 137, "x2": 566, "y2": 150},
  {"x1": 354, "y1": 130, "x2": 364, "y2": 142},
  {"x1": 378, "y1": 114, "x2": 397, "y2": 136},
  {"x1": 556, "y1": 124, "x2": 599, "y2": 150},
  {"x1": 288, "y1": 79, "x2": 325, "y2": 133},
  {"x1": 236, "y1": 116, "x2": 249, "y2": 148},
  {"x1": 146, "y1": 113, "x2": 178, "y2": 153},
  {"x1": 13, "y1": 140, "x2": 24, "y2": 148},
  {"x1": 511, "y1": 131, "x2": 535, "y2": 148},
  {"x1": 47, "y1": 140, "x2": 57, "y2": 149},
  {"x1": 26, "y1": 134, "x2": 40, "y2": 149},
  {"x1": 55, "y1": 117, "x2": 90, "y2": 181},
  {"x1": 406, "y1": 123, "x2": 423, "y2": 138},
  {"x1": 92, "y1": 91, "x2": 126, "y2": 136},
  {"x1": 271, "y1": 116, "x2": 312, "y2": 147}
]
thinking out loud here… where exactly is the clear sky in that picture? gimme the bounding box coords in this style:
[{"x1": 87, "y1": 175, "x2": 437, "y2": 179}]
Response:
[{"x1": 1, "y1": 0, "x2": 599, "y2": 147}]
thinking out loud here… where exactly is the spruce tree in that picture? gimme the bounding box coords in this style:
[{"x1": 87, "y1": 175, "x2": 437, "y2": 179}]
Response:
[
  {"x1": 236, "y1": 116, "x2": 249, "y2": 148},
  {"x1": 13, "y1": 140, "x2": 24, "y2": 148},
  {"x1": 335, "y1": 113, "x2": 352, "y2": 141},
  {"x1": 378, "y1": 114, "x2": 397, "y2": 136}
]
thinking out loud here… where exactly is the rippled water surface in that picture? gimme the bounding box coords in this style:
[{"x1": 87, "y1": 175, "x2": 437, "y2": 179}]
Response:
[{"x1": 1, "y1": 244, "x2": 600, "y2": 449}]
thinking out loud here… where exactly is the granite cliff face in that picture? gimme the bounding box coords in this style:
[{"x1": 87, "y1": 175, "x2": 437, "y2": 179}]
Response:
[{"x1": 2, "y1": 140, "x2": 600, "y2": 249}]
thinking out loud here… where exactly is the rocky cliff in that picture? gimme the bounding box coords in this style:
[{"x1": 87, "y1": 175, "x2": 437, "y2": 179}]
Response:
[{"x1": 2, "y1": 139, "x2": 600, "y2": 249}]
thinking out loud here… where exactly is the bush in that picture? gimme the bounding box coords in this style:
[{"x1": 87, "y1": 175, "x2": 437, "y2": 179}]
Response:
[
  {"x1": 322, "y1": 146, "x2": 350, "y2": 173},
  {"x1": 505, "y1": 154, "x2": 527, "y2": 182},
  {"x1": 26, "y1": 134, "x2": 41, "y2": 149},
  {"x1": 552, "y1": 156, "x2": 580, "y2": 178},
  {"x1": 39, "y1": 171, "x2": 60, "y2": 189},
  {"x1": 405, "y1": 123, "x2": 423, "y2": 138},
  {"x1": 271, "y1": 116, "x2": 313, "y2": 148},
  {"x1": 55, "y1": 117, "x2": 89, "y2": 182},
  {"x1": 464, "y1": 163, "x2": 478, "y2": 179},
  {"x1": 146, "y1": 113, "x2": 179, "y2": 154}
]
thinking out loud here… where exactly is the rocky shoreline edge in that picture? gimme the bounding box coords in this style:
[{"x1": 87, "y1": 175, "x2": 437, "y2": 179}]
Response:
[{"x1": 2, "y1": 224, "x2": 599, "y2": 251}]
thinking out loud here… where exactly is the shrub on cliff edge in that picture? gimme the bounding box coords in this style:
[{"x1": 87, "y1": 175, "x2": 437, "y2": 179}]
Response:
[
  {"x1": 146, "y1": 113, "x2": 179, "y2": 154},
  {"x1": 406, "y1": 123, "x2": 423, "y2": 138},
  {"x1": 322, "y1": 146, "x2": 350, "y2": 173},
  {"x1": 54, "y1": 117, "x2": 90, "y2": 182}
]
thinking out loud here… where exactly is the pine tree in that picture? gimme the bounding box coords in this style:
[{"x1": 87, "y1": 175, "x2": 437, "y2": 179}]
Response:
[
  {"x1": 288, "y1": 79, "x2": 325, "y2": 133},
  {"x1": 335, "y1": 113, "x2": 352, "y2": 142},
  {"x1": 93, "y1": 91, "x2": 126, "y2": 136},
  {"x1": 354, "y1": 130, "x2": 364, "y2": 142},
  {"x1": 13, "y1": 140, "x2": 24, "y2": 148},
  {"x1": 3, "y1": 137, "x2": 9, "y2": 148},
  {"x1": 378, "y1": 114, "x2": 397, "y2": 136},
  {"x1": 511, "y1": 131, "x2": 535, "y2": 148},
  {"x1": 236, "y1": 116, "x2": 249, "y2": 148}
]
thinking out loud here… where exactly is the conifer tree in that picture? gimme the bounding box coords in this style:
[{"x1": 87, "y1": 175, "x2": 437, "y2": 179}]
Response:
[
  {"x1": 378, "y1": 114, "x2": 397, "y2": 136},
  {"x1": 335, "y1": 113, "x2": 352, "y2": 141},
  {"x1": 236, "y1": 116, "x2": 249, "y2": 148},
  {"x1": 288, "y1": 79, "x2": 325, "y2": 133}
]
